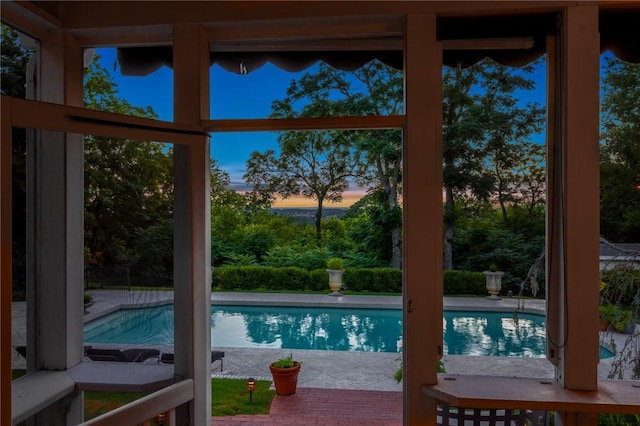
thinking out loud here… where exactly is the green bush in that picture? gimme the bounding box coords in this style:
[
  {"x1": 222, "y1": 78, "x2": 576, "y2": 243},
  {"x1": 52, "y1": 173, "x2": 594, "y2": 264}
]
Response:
[
  {"x1": 343, "y1": 269, "x2": 374, "y2": 292},
  {"x1": 213, "y1": 266, "x2": 484, "y2": 295},
  {"x1": 341, "y1": 268, "x2": 401, "y2": 293},
  {"x1": 600, "y1": 264, "x2": 640, "y2": 308},
  {"x1": 443, "y1": 270, "x2": 486, "y2": 295},
  {"x1": 212, "y1": 266, "x2": 266, "y2": 290},
  {"x1": 326, "y1": 257, "x2": 344, "y2": 270},
  {"x1": 309, "y1": 269, "x2": 329, "y2": 291},
  {"x1": 598, "y1": 413, "x2": 640, "y2": 426},
  {"x1": 372, "y1": 268, "x2": 402, "y2": 293},
  {"x1": 271, "y1": 267, "x2": 308, "y2": 291}
]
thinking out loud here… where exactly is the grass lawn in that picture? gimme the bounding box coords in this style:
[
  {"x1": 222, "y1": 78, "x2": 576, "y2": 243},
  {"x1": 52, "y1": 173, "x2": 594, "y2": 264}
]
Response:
[
  {"x1": 212, "y1": 378, "x2": 275, "y2": 416},
  {"x1": 84, "y1": 390, "x2": 149, "y2": 421},
  {"x1": 80, "y1": 378, "x2": 274, "y2": 421}
]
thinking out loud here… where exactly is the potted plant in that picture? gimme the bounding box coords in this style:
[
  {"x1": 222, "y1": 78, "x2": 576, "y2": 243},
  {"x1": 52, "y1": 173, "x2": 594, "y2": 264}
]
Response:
[
  {"x1": 613, "y1": 308, "x2": 635, "y2": 333},
  {"x1": 483, "y1": 263, "x2": 504, "y2": 300},
  {"x1": 269, "y1": 353, "x2": 301, "y2": 395},
  {"x1": 326, "y1": 257, "x2": 345, "y2": 296},
  {"x1": 599, "y1": 304, "x2": 617, "y2": 331}
]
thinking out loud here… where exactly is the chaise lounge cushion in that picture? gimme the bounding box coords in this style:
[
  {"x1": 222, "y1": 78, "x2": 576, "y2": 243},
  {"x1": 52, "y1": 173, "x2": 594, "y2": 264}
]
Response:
[{"x1": 86, "y1": 348, "x2": 160, "y2": 363}]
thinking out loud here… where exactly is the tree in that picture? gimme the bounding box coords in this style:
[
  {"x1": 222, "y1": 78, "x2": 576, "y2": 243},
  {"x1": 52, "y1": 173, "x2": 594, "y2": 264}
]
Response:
[
  {"x1": 1, "y1": 24, "x2": 31, "y2": 98},
  {"x1": 257, "y1": 61, "x2": 404, "y2": 267},
  {"x1": 600, "y1": 57, "x2": 640, "y2": 242},
  {"x1": 344, "y1": 191, "x2": 397, "y2": 266},
  {"x1": 84, "y1": 55, "x2": 174, "y2": 271},
  {"x1": 480, "y1": 62, "x2": 545, "y2": 226},
  {"x1": 245, "y1": 129, "x2": 360, "y2": 244},
  {"x1": 510, "y1": 143, "x2": 546, "y2": 220},
  {"x1": 2, "y1": 24, "x2": 33, "y2": 298},
  {"x1": 442, "y1": 59, "x2": 544, "y2": 269}
]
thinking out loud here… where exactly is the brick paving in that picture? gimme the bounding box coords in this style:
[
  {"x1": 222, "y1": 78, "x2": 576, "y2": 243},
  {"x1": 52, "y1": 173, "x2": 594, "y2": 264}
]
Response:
[{"x1": 211, "y1": 388, "x2": 403, "y2": 425}]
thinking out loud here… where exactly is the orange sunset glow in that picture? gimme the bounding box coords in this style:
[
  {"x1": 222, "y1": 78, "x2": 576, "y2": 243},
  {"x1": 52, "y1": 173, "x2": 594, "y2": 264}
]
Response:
[{"x1": 272, "y1": 190, "x2": 366, "y2": 208}]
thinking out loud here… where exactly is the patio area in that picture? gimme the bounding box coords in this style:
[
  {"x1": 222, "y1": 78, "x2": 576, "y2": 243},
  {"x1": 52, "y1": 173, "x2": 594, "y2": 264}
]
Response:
[{"x1": 211, "y1": 387, "x2": 403, "y2": 425}]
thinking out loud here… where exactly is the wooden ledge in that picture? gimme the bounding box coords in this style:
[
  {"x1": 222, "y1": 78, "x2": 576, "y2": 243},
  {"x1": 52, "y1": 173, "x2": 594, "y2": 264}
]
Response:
[
  {"x1": 13, "y1": 371, "x2": 76, "y2": 424},
  {"x1": 68, "y1": 362, "x2": 178, "y2": 392},
  {"x1": 422, "y1": 375, "x2": 640, "y2": 415}
]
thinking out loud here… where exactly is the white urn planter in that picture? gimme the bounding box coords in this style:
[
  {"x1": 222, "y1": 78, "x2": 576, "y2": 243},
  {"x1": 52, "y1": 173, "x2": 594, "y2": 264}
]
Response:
[
  {"x1": 326, "y1": 269, "x2": 344, "y2": 296},
  {"x1": 483, "y1": 271, "x2": 504, "y2": 300}
]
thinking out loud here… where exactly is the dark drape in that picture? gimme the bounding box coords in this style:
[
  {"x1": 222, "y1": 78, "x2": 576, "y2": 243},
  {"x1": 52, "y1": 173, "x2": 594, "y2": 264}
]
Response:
[{"x1": 116, "y1": 12, "x2": 639, "y2": 76}]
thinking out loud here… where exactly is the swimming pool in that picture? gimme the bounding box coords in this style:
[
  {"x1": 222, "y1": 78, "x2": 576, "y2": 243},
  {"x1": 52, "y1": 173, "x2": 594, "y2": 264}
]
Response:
[{"x1": 84, "y1": 304, "x2": 582, "y2": 358}]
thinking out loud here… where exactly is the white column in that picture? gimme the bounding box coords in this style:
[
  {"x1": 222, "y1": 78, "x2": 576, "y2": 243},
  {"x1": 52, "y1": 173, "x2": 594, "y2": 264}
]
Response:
[
  {"x1": 27, "y1": 29, "x2": 85, "y2": 424},
  {"x1": 172, "y1": 24, "x2": 212, "y2": 425}
]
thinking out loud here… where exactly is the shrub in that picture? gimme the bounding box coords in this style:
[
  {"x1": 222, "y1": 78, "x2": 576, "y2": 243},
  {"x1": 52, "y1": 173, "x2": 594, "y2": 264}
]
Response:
[
  {"x1": 271, "y1": 267, "x2": 308, "y2": 291},
  {"x1": 443, "y1": 270, "x2": 486, "y2": 295},
  {"x1": 326, "y1": 257, "x2": 344, "y2": 270},
  {"x1": 372, "y1": 268, "x2": 402, "y2": 293},
  {"x1": 343, "y1": 269, "x2": 376, "y2": 292},
  {"x1": 212, "y1": 266, "x2": 266, "y2": 290},
  {"x1": 213, "y1": 266, "x2": 485, "y2": 296},
  {"x1": 342, "y1": 268, "x2": 401, "y2": 293},
  {"x1": 308, "y1": 269, "x2": 329, "y2": 291}
]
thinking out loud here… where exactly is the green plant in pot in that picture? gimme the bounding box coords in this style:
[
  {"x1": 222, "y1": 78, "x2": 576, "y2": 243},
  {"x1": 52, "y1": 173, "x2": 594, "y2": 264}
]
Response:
[
  {"x1": 326, "y1": 257, "x2": 345, "y2": 296},
  {"x1": 599, "y1": 304, "x2": 617, "y2": 331},
  {"x1": 270, "y1": 353, "x2": 301, "y2": 396},
  {"x1": 613, "y1": 308, "x2": 634, "y2": 333}
]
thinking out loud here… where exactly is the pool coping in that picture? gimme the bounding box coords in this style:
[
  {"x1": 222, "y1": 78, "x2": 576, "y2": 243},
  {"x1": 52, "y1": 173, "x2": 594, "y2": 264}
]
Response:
[
  {"x1": 14, "y1": 291, "x2": 633, "y2": 383},
  {"x1": 84, "y1": 291, "x2": 547, "y2": 324}
]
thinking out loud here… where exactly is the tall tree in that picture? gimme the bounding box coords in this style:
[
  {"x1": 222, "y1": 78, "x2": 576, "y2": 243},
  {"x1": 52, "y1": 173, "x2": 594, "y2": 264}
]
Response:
[
  {"x1": 442, "y1": 59, "x2": 544, "y2": 269},
  {"x1": 480, "y1": 62, "x2": 545, "y2": 226},
  {"x1": 259, "y1": 61, "x2": 404, "y2": 266},
  {"x1": 84, "y1": 55, "x2": 173, "y2": 268},
  {"x1": 600, "y1": 57, "x2": 640, "y2": 242},
  {"x1": 244, "y1": 129, "x2": 360, "y2": 244},
  {"x1": 511, "y1": 143, "x2": 546, "y2": 220}
]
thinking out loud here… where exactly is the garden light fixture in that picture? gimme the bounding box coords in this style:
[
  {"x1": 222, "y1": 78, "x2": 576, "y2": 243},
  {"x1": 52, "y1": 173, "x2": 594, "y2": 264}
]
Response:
[{"x1": 247, "y1": 378, "x2": 256, "y2": 403}]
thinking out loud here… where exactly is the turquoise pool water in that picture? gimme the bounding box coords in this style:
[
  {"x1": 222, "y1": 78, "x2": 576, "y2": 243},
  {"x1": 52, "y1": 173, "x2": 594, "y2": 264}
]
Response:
[{"x1": 84, "y1": 305, "x2": 614, "y2": 358}]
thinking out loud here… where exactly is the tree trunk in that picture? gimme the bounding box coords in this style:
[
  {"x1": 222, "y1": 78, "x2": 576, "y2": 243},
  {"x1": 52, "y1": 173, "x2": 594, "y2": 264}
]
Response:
[
  {"x1": 443, "y1": 186, "x2": 454, "y2": 270},
  {"x1": 498, "y1": 188, "x2": 510, "y2": 226},
  {"x1": 391, "y1": 227, "x2": 402, "y2": 269},
  {"x1": 387, "y1": 166, "x2": 402, "y2": 269},
  {"x1": 315, "y1": 199, "x2": 324, "y2": 246}
]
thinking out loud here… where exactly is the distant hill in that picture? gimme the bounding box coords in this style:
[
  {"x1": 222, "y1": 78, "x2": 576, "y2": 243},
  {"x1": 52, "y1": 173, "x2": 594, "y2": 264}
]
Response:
[{"x1": 271, "y1": 207, "x2": 347, "y2": 224}]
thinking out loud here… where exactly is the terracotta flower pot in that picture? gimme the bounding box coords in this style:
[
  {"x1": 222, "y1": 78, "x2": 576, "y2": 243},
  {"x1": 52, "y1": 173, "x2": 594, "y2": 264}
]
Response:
[{"x1": 270, "y1": 361, "x2": 301, "y2": 395}]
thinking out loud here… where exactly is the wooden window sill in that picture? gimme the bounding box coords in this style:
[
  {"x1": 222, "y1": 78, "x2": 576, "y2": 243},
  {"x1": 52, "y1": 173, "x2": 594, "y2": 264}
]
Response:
[{"x1": 422, "y1": 375, "x2": 640, "y2": 415}]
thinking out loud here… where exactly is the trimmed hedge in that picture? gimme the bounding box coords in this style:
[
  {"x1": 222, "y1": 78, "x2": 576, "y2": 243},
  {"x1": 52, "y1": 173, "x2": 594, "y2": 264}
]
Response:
[
  {"x1": 212, "y1": 266, "x2": 484, "y2": 295},
  {"x1": 443, "y1": 270, "x2": 486, "y2": 295}
]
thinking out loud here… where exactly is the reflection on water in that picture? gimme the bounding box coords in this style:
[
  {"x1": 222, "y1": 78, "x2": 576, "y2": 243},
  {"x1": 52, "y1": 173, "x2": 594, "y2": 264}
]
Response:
[
  {"x1": 213, "y1": 306, "x2": 402, "y2": 352},
  {"x1": 85, "y1": 305, "x2": 551, "y2": 356},
  {"x1": 443, "y1": 311, "x2": 546, "y2": 357}
]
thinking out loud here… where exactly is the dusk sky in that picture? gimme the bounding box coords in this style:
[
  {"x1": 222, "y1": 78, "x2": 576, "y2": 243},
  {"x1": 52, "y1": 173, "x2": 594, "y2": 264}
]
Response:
[{"x1": 97, "y1": 47, "x2": 552, "y2": 207}]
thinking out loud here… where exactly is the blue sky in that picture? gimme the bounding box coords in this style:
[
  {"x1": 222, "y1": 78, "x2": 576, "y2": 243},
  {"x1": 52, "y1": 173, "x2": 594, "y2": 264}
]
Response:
[
  {"x1": 97, "y1": 48, "x2": 314, "y2": 195},
  {"x1": 96, "y1": 47, "x2": 550, "y2": 205}
]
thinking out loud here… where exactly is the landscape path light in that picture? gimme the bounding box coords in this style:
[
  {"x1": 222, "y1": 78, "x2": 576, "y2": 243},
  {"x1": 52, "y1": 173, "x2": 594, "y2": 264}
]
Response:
[{"x1": 247, "y1": 377, "x2": 256, "y2": 403}]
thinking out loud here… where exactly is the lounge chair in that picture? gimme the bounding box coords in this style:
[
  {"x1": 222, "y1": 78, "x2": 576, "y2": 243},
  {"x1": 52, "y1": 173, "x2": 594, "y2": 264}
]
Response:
[
  {"x1": 86, "y1": 348, "x2": 160, "y2": 363},
  {"x1": 15, "y1": 345, "x2": 93, "y2": 358},
  {"x1": 159, "y1": 351, "x2": 225, "y2": 371}
]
